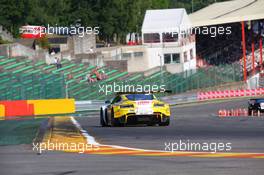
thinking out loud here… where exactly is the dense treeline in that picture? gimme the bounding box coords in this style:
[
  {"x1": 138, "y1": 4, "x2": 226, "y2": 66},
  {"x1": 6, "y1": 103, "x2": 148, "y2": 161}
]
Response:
[{"x1": 0, "y1": 0, "x2": 227, "y2": 43}]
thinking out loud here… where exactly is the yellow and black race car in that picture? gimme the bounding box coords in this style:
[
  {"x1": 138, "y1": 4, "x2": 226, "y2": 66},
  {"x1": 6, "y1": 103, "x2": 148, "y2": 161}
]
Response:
[{"x1": 100, "y1": 92, "x2": 171, "y2": 127}]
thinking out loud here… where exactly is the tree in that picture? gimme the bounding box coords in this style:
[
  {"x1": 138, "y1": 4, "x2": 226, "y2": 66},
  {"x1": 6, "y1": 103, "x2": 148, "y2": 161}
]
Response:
[{"x1": 0, "y1": 0, "x2": 229, "y2": 42}]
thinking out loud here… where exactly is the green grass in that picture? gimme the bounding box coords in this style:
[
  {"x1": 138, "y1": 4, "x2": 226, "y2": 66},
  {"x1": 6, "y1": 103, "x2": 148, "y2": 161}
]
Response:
[{"x1": 0, "y1": 118, "x2": 46, "y2": 145}]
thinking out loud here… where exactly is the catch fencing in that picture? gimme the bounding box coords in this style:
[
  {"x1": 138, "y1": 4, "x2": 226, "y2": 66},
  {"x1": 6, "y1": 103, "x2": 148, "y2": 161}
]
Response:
[{"x1": 0, "y1": 72, "x2": 66, "y2": 100}]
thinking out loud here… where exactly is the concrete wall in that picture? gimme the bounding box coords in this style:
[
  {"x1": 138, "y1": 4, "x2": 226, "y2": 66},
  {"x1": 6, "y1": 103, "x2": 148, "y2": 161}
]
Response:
[
  {"x1": 0, "y1": 25, "x2": 13, "y2": 42},
  {"x1": 165, "y1": 63, "x2": 183, "y2": 74},
  {"x1": 0, "y1": 43, "x2": 67, "y2": 65},
  {"x1": 121, "y1": 46, "x2": 148, "y2": 72},
  {"x1": 0, "y1": 44, "x2": 9, "y2": 57},
  {"x1": 143, "y1": 66, "x2": 161, "y2": 77},
  {"x1": 97, "y1": 47, "x2": 122, "y2": 61},
  {"x1": 105, "y1": 60, "x2": 127, "y2": 72},
  {"x1": 146, "y1": 47, "x2": 163, "y2": 69},
  {"x1": 72, "y1": 34, "x2": 96, "y2": 55},
  {"x1": 127, "y1": 52, "x2": 148, "y2": 72},
  {"x1": 0, "y1": 43, "x2": 46, "y2": 61},
  {"x1": 10, "y1": 43, "x2": 35, "y2": 59}
]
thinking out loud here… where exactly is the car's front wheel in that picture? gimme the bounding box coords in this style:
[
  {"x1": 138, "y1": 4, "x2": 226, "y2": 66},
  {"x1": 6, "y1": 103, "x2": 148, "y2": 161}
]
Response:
[
  {"x1": 110, "y1": 108, "x2": 125, "y2": 127},
  {"x1": 248, "y1": 108, "x2": 252, "y2": 116},
  {"x1": 100, "y1": 108, "x2": 107, "y2": 127},
  {"x1": 111, "y1": 108, "x2": 119, "y2": 127}
]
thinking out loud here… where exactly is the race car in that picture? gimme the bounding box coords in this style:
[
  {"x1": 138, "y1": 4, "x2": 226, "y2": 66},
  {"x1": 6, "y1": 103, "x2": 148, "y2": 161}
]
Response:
[
  {"x1": 248, "y1": 98, "x2": 264, "y2": 115},
  {"x1": 100, "y1": 92, "x2": 171, "y2": 127}
]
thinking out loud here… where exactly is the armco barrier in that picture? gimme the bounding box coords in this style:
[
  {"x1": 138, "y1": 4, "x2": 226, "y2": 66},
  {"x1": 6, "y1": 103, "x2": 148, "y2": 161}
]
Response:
[
  {"x1": 161, "y1": 93, "x2": 197, "y2": 105},
  {"x1": 0, "y1": 105, "x2": 5, "y2": 117},
  {"x1": 75, "y1": 100, "x2": 104, "y2": 112},
  {"x1": 0, "y1": 99, "x2": 75, "y2": 117},
  {"x1": 198, "y1": 88, "x2": 264, "y2": 101},
  {"x1": 0, "y1": 100, "x2": 34, "y2": 117},
  {"x1": 28, "y1": 99, "x2": 75, "y2": 115},
  {"x1": 74, "y1": 94, "x2": 199, "y2": 112}
]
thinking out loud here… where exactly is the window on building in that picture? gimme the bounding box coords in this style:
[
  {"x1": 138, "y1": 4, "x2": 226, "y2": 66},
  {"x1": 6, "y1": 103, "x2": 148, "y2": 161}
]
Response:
[
  {"x1": 122, "y1": 53, "x2": 132, "y2": 59},
  {"x1": 184, "y1": 52, "x2": 188, "y2": 62},
  {"x1": 172, "y1": 53, "x2": 180, "y2": 63},
  {"x1": 190, "y1": 49, "x2": 193, "y2": 60},
  {"x1": 134, "y1": 52, "x2": 143, "y2": 57},
  {"x1": 162, "y1": 32, "x2": 178, "y2": 42},
  {"x1": 164, "y1": 54, "x2": 171, "y2": 64},
  {"x1": 143, "y1": 33, "x2": 160, "y2": 43},
  {"x1": 164, "y1": 53, "x2": 180, "y2": 64}
]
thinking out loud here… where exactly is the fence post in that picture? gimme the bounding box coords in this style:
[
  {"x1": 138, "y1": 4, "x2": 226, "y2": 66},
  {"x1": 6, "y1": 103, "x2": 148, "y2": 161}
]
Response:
[{"x1": 65, "y1": 81, "x2": 69, "y2": 99}]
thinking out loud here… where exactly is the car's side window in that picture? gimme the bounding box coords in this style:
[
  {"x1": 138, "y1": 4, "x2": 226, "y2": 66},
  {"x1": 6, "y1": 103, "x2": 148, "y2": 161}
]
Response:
[
  {"x1": 116, "y1": 96, "x2": 122, "y2": 103},
  {"x1": 112, "y1": 96, "x2": 122, "y2": 104}
]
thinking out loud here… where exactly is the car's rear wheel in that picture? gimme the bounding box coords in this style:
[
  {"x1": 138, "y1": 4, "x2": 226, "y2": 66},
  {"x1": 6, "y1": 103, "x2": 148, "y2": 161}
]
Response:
[
  {"x1": 159, "y1": 117, "x2": 170, "y2": 126},
  {"x1": 147, "y1": 119, "x2": 156, "y2": 126}
]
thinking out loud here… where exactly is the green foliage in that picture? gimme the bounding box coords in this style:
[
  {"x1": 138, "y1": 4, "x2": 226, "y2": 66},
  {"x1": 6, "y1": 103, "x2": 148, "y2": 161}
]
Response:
[
  {"x1": 0, "y1": 0, "x2": 228, "y2": 42},
  {"x1": 0, "y1": 36, "x2": 11, "y2": 44},
  {"x1": 0, "y1": 118, "x2": 45, "y2": 145},
  {"x1": 35, "y1": 36, "x2": 50, "y2": 49}
]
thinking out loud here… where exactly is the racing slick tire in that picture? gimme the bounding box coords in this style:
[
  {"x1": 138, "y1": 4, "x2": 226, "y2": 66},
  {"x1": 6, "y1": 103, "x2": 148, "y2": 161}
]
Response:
[
  {"x1": 111, "y1": 108, "x2": 123, "y2": 127},
  {"x1": 159, "y1": 117, "x2": 170, "y2": 126},
  {"x1": 100, "y1": 108, "x2": 107, "y2": 127},
  {"x1": 248, "y1": 109, "x2": 252, "y2": 116}
]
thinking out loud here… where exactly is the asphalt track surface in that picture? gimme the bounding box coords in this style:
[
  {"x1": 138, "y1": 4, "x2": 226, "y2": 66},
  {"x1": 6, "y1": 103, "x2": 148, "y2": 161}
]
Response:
[{"x1": 1, "y1": 98, "x2": 264, "y2": 175}]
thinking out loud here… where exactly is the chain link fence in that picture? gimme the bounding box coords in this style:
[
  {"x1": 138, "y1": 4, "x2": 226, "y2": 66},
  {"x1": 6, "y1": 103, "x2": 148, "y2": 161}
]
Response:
[
  {"x1": 81, "y1": 63, "x2": 243, "y2": 100},
  {"x1": 0, "y1": 63, "x2": 242, "y2": 101},
  {"x1": 0, "y1": 72, "x2": 66, "y2": 100}
]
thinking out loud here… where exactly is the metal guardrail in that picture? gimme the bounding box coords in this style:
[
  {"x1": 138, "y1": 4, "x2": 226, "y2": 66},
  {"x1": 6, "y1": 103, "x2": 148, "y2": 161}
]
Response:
[
  {"x1": 75, "y1": 93, "x2": 198, "y2": 112},
  {"x1": 75, "y1": 100, "x2": 105, "y2": 112},
  {"x1": 161, "y1": 93, "x2": 198, "y2": 105}
]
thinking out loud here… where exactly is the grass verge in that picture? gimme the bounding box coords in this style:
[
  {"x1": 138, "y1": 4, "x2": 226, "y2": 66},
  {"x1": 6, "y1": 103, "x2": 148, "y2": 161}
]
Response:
[{"x1": 0, "y1": 118, "x2": 46, "y2": 145}]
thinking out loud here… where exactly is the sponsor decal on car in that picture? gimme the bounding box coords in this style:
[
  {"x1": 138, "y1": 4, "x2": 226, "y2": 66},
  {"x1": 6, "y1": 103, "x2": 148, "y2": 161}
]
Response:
[{"x1": 135, "y1": 100, "x2": 153, "y2": 115}]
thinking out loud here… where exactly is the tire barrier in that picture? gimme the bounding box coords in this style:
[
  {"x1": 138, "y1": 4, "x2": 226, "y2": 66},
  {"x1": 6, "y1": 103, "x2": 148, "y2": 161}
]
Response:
[
  {"x1": 218, "y1": 108, "x2": 247, "y2": 117},
  {"x1": 218, "y1": 108, "x2": 263, "y2": 117},
  {"x1": 0, "y1": 99, "x2": 75, "y2": 118},
  {"x1": 198, "y1": 88, "x2": 264, "y2": 101}
]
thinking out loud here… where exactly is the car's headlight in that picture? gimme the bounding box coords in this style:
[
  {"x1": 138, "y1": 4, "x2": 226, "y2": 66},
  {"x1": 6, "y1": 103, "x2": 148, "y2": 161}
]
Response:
[
  {"x1": 120, "y1": 104, "x2": 134, "y2": 108},
  {"x1": 154, "y1": 103, "x2": 165, "y2": 107}
]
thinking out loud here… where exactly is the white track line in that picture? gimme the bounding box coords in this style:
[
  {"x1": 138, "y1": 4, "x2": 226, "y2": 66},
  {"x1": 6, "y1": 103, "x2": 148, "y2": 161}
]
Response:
[
  {"x1": 70, "y1": 116, "x2": 210, "y2": 153},
  {"x1": 70, "y1": 116, "x2": 167, "y2": 152},
  {"x1": 70, "y1": 117, "x2": 99, "y2": 145}
]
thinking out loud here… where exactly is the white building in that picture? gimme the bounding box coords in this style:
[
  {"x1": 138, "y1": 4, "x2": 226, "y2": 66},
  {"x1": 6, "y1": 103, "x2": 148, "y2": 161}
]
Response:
[
  {"x1": 99, "y1": 8, "x2": 196, "y2": 74},
  {"x1": 140, "y1": 8, "x2": 196, "y2": 73}
]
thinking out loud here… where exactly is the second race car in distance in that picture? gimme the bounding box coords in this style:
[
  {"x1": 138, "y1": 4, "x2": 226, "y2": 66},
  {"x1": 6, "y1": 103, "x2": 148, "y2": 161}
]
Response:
[
  {"x1": 100, "y1": 92, "x2": 171, "y2": 127},
  {"x1": 248, "y1": 98, "x2": 264, "y2": 115}
]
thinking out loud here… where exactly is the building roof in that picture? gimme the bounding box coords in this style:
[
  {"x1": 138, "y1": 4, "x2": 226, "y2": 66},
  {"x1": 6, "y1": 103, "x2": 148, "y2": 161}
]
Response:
[
  {"x1": 189, "y1": 0, "x2": 264, "y2": 27},
  {"x1": 142, "y1": 8, "x2": 191, "y2": 33}
]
